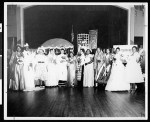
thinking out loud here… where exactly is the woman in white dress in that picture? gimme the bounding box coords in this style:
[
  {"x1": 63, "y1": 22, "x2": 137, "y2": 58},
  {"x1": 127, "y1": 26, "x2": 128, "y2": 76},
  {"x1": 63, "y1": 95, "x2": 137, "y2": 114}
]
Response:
[
  {"x1": 46, "y1": 49, "x2": 58, "y2": 87},
  {"x1": 23, "y1": 43, "x2": 36, "y2": 91},
  {"x1": 56, "y1": 48, "x2": 68, "y2": 86},
  {"x1": 67, "y1": 52, "x2": 76, "y2": 87},
  {"x1": 34, "y1": 47, "x2": 48, "y2": 87},
  {"x1": 83, "y1": 49, "x2": 94, "y2": 87},
  {"x1": 125, "y1": 46, "x2": 144, "y2": 92},
  {"x1": 105, "y1": 47, "x2": 130, "y2": 91}
]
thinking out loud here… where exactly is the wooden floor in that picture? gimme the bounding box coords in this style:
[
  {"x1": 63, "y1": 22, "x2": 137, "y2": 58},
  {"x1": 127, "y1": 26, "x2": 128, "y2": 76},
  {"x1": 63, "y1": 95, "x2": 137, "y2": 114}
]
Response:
[{"x1": 7, "y1": 87, "x2": 145, "y2": 117}]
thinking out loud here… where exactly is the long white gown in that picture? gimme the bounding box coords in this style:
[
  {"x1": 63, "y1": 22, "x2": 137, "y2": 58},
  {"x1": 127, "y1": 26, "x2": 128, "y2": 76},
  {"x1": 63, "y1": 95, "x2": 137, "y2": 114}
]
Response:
[
  {"x1": 56, "y1": 54, "x2": 68, "y2": 81},
  {"x1": 125, "y1": 52, "x2": 144, "y2": 83},
  {"x1": 46, "y1": 54, "x2": 58, "y2": 86},
  {"x1": 83, "y1": 54, "x2": 94, "y2": 87},
  {"x1": 23, "y1": 51, "x2": 35, "y2": 91},
  {"x1": 105, "y1": 52, "x2": 130, "y2": 91}
]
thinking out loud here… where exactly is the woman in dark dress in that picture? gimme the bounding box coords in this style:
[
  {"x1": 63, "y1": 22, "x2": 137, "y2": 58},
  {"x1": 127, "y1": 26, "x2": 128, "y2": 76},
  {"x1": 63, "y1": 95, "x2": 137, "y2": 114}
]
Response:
[{"x1": 9, "y1": 44, "x2": 25, "y2": 90}]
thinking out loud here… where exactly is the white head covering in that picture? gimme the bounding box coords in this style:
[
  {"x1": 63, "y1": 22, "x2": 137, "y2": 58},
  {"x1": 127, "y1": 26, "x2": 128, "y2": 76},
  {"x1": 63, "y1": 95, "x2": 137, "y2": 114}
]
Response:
[
  {"x1": 24, "y1": 43, "x2": 29, "y2": 47},
  {"x1": 60, "y1": 46, "x2": 65, "y2": 50},
  {"x1": 37, "y1": 46, "x2": 45, "y2": 53}
]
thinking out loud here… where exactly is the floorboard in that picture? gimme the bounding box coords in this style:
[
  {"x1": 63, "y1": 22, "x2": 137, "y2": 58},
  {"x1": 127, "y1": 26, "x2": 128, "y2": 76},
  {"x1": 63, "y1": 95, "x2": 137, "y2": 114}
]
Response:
[{"x1": 7, "y1": 87, "x2": 145, "y2": 117}]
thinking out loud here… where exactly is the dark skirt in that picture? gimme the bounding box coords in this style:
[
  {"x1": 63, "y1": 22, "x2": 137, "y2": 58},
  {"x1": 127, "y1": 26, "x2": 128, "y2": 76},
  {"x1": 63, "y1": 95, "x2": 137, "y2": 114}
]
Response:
[
  {"x1": 104, "y1": 64, "x2": 112, "y2": 82},
  {"x1": 96, "y1": 66, "x2": 106, "y2": 84}
]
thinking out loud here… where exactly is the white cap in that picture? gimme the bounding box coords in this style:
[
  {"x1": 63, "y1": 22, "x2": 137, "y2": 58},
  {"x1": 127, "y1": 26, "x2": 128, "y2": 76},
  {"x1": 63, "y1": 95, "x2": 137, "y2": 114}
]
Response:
[
  {"x1": 24, "y1": 43, "x2": 29, "y2": 47},
  {"x1": 37, "y1": 46, "x2": 45, "y2": 53}
]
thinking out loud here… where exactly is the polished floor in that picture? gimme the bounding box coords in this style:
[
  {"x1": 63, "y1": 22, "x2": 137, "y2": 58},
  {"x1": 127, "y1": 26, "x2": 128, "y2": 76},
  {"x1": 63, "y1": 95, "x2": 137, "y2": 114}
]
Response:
[{"x1": 7, "y1": 86, "x2": 145, "y2": 117}]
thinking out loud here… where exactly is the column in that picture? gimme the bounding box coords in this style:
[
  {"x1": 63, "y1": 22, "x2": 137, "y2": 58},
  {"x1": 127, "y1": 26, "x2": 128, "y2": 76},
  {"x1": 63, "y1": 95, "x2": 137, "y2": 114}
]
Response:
[
  {"x1": 143, "y1": 4, "x2": 147, "y2": 50},
  {"x1": 16, "y1": 6, "x2": 21, "y2": 43},
  {"x1": 20, "y1": 7, "x2": 24, "y2": 47},
  {"x1": 127, "y1": 8, "x2": 130, "y2": 45},
  {"x1": 130, "y1": 7, "x2": 135, "y2": 45}
]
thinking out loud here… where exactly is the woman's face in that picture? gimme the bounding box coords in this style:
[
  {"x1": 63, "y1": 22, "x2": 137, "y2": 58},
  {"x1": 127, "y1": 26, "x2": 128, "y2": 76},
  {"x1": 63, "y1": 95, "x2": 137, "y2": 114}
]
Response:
[
  {"x1": 103, "y1": 49, "x2": 105, "y2": 53},
  {"x1": 86, "y1": 49, "x2": 90, "y2": 55},
  {"x1": 97, "y1": 48, "x2": 100, "y2": 53},
  {"x1": 80, "y1": 50, "x2": 83, "y2": 55},
  {"x1": 50, "y1": 50, "x2": 54, "y2": 54},
  {"x1": 26, "y1": 46, "x2": 29, "y2": 50},
  {"x1": 116, "y1": 49, "x2": 120, "y2": 53},
  {"x1": 61, "y1": 49, "x2": 64, "y2": 54},
  {"x1": 132, "y1": 47, "x2": 137, "y2": 53},
  {"x1": 70, "y1": 53, "x2": 73, "y2": 57},
  {"x1": 106, "y1": 49, "x2": 110, "y2": 54},
  {"x1": 17, "y1": 46, "x2": 21, "y2": 52},
  {"x1": 39, "y1": 50, "x2": 44, "y2": 54}
]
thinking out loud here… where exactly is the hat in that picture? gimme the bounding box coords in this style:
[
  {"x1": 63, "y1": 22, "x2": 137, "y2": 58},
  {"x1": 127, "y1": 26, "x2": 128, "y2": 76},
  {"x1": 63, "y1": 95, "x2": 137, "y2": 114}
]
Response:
[
  {"x1": 24, "y1": 43, "x2": 29, "y2": 47},
  {"x1": 60, "y1": 46, "x2": 65, "y2": 50},
  {"x1": 37, "y1": 46, "x2": 45, "y2": 53}
]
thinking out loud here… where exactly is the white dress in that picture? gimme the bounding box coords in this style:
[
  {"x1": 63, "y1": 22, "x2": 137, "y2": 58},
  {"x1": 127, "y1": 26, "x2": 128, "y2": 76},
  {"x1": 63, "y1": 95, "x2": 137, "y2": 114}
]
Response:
[
  {"x1": 23, "y1": 51, "x2": 36, "y2": 91},
  {"x1": 56, "y1": 54, "x2": 68, "y2": 81},
  {"x1": 105, "y1": 52, "x2": 130, "y2": 91},
  {"x1": 34, "y1": 54, "x2": 48, "y2": 81},
  {"x1": 83, "y1": 54, "x2": 94, "y2": 87},
  {"x1": 46, "y1": 54, "x2": 58, "y2": 86},
  {"x1": 125, "y1": 52, "x2": 144, "y2": 83}
]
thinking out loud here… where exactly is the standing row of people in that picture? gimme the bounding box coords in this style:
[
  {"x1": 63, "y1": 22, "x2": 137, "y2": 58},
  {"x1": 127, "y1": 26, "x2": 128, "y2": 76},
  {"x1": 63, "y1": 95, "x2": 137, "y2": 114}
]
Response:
[{"x1": 8, "y1": 43, "x2": 145, "y2": 92}]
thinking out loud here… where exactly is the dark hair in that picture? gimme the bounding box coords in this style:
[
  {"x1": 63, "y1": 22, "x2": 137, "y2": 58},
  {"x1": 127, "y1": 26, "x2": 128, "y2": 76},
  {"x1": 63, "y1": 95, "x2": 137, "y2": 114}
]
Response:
[
  {"x1": 68, "y1": 52, "x2": 74, "y2": 57},
  {"x1": 132, "y1": 46, "x2": 137, "y2": 51},
  {"x1": 16, "y1": 45, "x2": 23, "y2": 52},
  {"x1": 80, "y1": 49, "x2": 85, "y2": 54},
  {"x1": 86, "y1": 49, "x2": 91, "y2": 54},
  {"x1": 116, "y1": 47, "x2": 120, "y2": 51},
  {"x1": 61, "y1": 48, "x2": 65, "y2": 51}
]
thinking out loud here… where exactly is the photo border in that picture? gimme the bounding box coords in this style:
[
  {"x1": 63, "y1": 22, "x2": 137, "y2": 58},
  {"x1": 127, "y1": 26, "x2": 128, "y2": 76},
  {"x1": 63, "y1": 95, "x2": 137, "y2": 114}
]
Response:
[{"x1": 4, "y1": 2, "x2": 148, "y2": 120}]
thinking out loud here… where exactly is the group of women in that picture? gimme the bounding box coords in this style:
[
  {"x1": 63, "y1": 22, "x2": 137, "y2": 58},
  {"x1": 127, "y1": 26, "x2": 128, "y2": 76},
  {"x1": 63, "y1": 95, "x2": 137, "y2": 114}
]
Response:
[{"x1": 8, "y1": 43, "x2": 145, "y2": 92}]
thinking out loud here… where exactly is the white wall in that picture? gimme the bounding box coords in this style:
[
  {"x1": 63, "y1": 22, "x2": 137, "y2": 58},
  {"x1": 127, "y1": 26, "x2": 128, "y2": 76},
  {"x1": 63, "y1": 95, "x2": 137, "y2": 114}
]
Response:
[
  {"x1": 134, "y1": 9, "x2": 144, "y2": 37},
  {"x1": 7, "y1": 5, "x2": 17, "y2": 37}
]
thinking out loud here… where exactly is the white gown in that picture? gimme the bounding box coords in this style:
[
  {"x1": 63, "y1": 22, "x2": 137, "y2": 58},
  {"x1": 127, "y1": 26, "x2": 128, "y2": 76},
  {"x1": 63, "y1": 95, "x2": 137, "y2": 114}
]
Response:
[
  {"x1": 34, "y1": 54, "x2": 48, "y2": 81},
  {"x1": 56, "y1": 54, "x2": 68, "y2": 81},
  {"x1": 23, "y1": 51, "x2": 35, "y2": 91},
  {"x1": 125, "y1": 52, "x2": 144, "y2": 83},
  {"x1": 105, "y1": 52, "x2": 130, "y2": 91},
  {"x1": 83, "y1": 54, "x2": 94, "y2": 87},
  {"x1": 46, "y1": 54, "x2": 58, "y2": 86}
]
